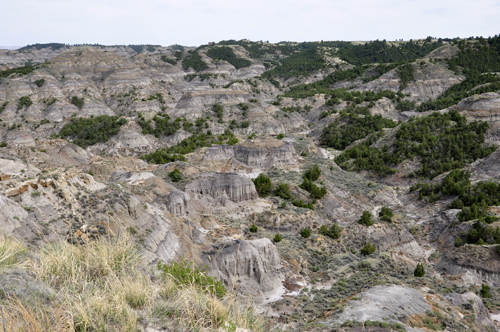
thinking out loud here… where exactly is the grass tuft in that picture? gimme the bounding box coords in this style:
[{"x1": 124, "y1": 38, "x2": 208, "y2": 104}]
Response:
[
  {"x1": 0, "y1": 237, "x2": 28, "y2": 270},
  {"x1": 0, "y1": 234, "x2": 267, "y2": 332}
]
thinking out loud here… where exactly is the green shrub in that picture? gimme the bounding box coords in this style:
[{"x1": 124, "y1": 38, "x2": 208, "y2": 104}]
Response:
[
  {"x1": 480, "y1": 284, "x2": 492, "y2": 298},
  {"x1": 379, "y1": 206, "x2": 394, "y2": 222},
  {"x1": 31, "y1": 190, "x2": 41, "y2": 197},
  {"x1": 303, "y1": 164, "x2": 321, "y2": 181},
  {"x1": 292, "y1": 199, "x2": 314, "y2": 210},
  {"x1": 127, "y1": 226, "x2": 138, "y2": 235},
  {"x1": 249, "y1": 224, "x2": 258, "y2": 233},
  {"x1": 282, "y1": 106, "x2": 301, "y2": 113},
  {"x1": 318, "y1": 223, "x2": 343, "y2": 239},
  {"x1": 299, "y1": 165, "x2": 327, "y2": 199},
  {"x1": 0, "y1": 101, "x2": 7, "y2": 113},
  {"x1": 273, "y1": 234, "x2": 282, "y2": 243},
  {"x1": 262, "y1": 48, "x2": 326, "y2": 79},
  {"x1": 207, "y1": 46, "x2": 251, "y2": 69},
  {"x1": 168, "y1": 168, "x2": 183, "y2": 182},
  {"x1": 35, "y1": 79, "x2": 45, "y2": 87},
  {"x1": 161, "y1": 55, "x2": 177, "y2": 65},
  {"x1": 335, "y1": 110, "x2": 496, "y2": 179},
  {"x1": 321, "y1": 112, "x2": 397, "y2": 150},
  {"x1": 447, "y1": 179, "x2": 500, "y2": 222},
  {"x1": 253, "y1": 173, "x2": 272, "y2": 197},
  {"x1": 414, "y1": 263, "x2": 425, "y2": 277},
  {"x1": 358, "y1": 261, "x2": 371, "y2": 269},
  {"x1": 0, "y1": 142, "x2": 7, "y2": 148},
  {"x1": 396, "y1": 100, "x2": 416, "y2": 112},
  {"x1": 0, "y1": 64, "x2": 36, "y2": 78},
  {"x1": 277, "y1": 133, "x2": 284, "y2": 139},
  {"x1": 17, "y1": 96, "x2": 33, "y2": 110},
  {"x1": 397, "y1": 62, "x2": 415, "y2": 90},
  {"x1": 284, "y1": 67, "x2": 364, "y2": 98},
  {"x1": 275, "y1": 183, "x2": 291, "y2": 200},
  {"x1": 70, "y1": 96, "x2": 84, "y2": 109},
  {"x1": 360, "y1": 243, "x2": 376, "y2": 256},
  {"x1": 418, "y1": 37, "x2": 500, "y2": 112},
  {"x1": 157, "y1": 261, "x2": 226, "y2": 298},
  {"x1": 300, "y1": 228, "x2": 311, "y2": 238},
  {"x1": 308, "y1": 181, "x2": 327, "y2": 199},
  {"x1": 88, "y1": 170, "x2": 94, "y2": 176},
  {"x1": 227, "y1": 137, "x2": 239, "y2": 145},
  {"x1": 142, "y1": 129, "x2": 238, "y2": 164},
  {"x1": 174, "y1": 50, "x2": 183, "y2": 60},
  {"x1": 59, "y1": 115, "x2": 127, "y2": 148},
  {"x1": 182, "y1": 51, "x2": 208, "y2": 72},
  {"x1": 43, "y1": 97, "x2": 57, "y2": 106},
  {"x1": 138, "y1": 113, "x2": 181, "y2": 138},
  {"x1": 336, "y1": 39, "x2": 442, "y2": 66},
  {"x1": 359, "y1": 211, "x2": 373, "y2": 226},
  {"x1": 238, "y1": 103, "x2": 249, "y2": 110},
  {"x1": 456, "y1": 219, "x2": 500, "y2": 245},
  {"x1": 213, "y1": 103, "x2": 224, "y2": 123}
]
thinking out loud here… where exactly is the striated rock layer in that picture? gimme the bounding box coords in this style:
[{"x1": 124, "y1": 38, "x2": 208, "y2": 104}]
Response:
[
  {"x1": 436, "y1": 244, "x2": 500, "y2": 286},
  {"x1": 202, "y1": 238, "x2": 284, "y2": 295},
  {"x1": 205, "y1": 140, "x2": 297, "y2": 169},
  {"x1": 186, "y1": 172, "x2": 258, "y2": 204}
]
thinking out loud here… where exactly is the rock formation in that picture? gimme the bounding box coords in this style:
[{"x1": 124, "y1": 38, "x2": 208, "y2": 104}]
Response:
[
  {"x1": 167, "y1": 190, "x2": 191, "y2": 217},
  {"x1": 0, "y1": 194, "x2": 27, "y2": 236},
  {"x1": 202, "y1": 238, "x2": 284, "y2": 295},
  {"x1": 186, "y1": 173, "x2": 258, "y2": 205},
  {"x1": 202, "y1": 138, "x2": 298, "y2": 171},
  {"x1": 437, "y1": 244, "x2": 500, "y2": 286},
  {"x1": 446, "y1": 292, "x2": 495, "y2": 330}
]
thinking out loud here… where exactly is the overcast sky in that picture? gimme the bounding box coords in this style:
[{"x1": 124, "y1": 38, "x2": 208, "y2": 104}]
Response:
[{"x1": 1, "y1": 0, "x2": 499, "y2": 47}]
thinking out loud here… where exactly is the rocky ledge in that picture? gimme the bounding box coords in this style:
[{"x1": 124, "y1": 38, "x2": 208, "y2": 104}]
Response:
[
  {"x1": 186, "y1": 172, "x2": 258, "y2": 204},
  {"x1": 436, "y1": 244, "x2": 500, "y2": 286}
]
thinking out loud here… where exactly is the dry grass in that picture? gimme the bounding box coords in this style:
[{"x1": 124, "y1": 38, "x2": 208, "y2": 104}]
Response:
[
  {"x1": 0, "y1": 234, "x2": 268, "y2": 332},
  {"x1": 0, "y1": 297, "x2": 71, "y2": 332},
  {"x1": 0, "y1": 237, "x2": 27, "y2": 270},
  {"x1": 35, "y1": 234, "x2": 149, "y2": 332},
  {"x1": 161, "y1": 280, "x2": 267, "y2": 332}
]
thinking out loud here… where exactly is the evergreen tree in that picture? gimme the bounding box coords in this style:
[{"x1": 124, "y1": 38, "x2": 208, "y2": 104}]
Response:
[
  {"x1": 300, "y1": 228, "x2": 311, "y2": 238},
  {"x1": 361, "y1": 243, "x2": 376, "y2": 256},
  {"x1": 379, "y1": 206, "x2": 394, "y2": 222},
  {"x1": 480, "y1": 284, "x2": 492, "y2": 298},
  {"x1": 318, "y1": 224, "x2": 343, "y2": 239},
  {"x1": 414, "y1": 263, "x2": 425, "y2": 277},
  {"x1": 275, "y1": 183, "x2": 292, "y2": 200},
  {"x1": 168, "y1": 168, "x2": 183, "y2": 182},
  {"x1": 359, "y1": 211, "x2": 373, "y2": 226},
  {"x1": 253, "y1": 173, "x2": 272, "y2": 197}
]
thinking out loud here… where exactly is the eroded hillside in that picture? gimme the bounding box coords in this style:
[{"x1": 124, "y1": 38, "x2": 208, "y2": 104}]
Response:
[{"x1": 1, "y1": 37, "x2": 500, "y2": 331}]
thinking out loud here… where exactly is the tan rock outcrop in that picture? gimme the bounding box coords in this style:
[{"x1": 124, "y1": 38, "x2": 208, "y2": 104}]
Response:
[
  {"x1": 186, "y1": 173, "x2": 258, "y2": 204},
  {"x1": 0, "y1": 173, "x2": 11, "y2": 181}
]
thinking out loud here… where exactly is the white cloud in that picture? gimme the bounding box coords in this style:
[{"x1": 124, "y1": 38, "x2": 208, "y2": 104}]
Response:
[{"x1": 0, "y1": 0, "x2": 498, "y2": 46}]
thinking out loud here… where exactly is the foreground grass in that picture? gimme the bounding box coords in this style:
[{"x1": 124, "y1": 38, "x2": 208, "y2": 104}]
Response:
[{"x1": 0, "y1": 235, "x2": 267, "y2": 331}]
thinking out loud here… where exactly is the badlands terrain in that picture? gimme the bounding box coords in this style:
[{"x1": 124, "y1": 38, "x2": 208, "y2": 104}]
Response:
[{"x1": 0, "y1": 37, "x2": 500, "y2": 331}]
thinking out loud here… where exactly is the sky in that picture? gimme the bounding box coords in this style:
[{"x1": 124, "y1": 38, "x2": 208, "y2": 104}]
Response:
[{"x1": 1, "y1": 0, "x2": 499, "y2": 47}]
